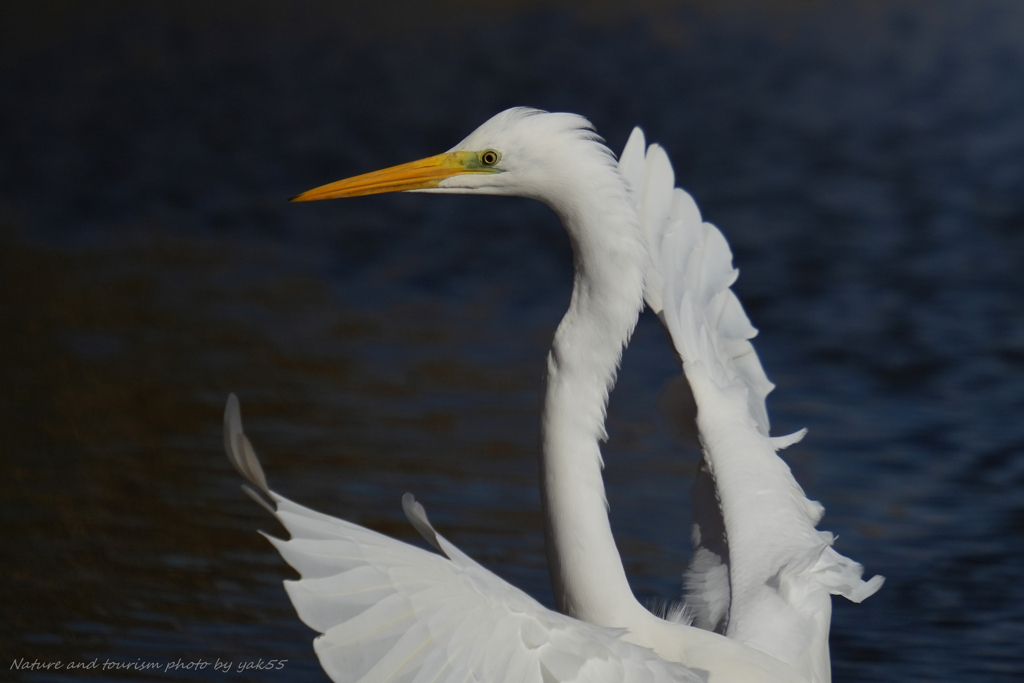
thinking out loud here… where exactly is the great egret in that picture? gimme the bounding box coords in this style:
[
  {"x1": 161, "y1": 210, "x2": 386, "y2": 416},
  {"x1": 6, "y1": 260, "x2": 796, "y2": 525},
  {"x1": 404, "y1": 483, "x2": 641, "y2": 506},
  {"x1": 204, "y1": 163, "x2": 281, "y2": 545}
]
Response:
[{"x1": 225, "y1": 107, "x2": 882, "y2": 683}]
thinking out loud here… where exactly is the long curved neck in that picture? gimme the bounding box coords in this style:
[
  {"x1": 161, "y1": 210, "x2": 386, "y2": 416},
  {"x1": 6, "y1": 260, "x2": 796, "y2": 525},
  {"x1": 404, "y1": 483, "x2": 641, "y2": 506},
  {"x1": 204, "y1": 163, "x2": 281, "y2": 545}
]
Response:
[{"x1": 540, "y1": 170, "x2": 647, "y2": 626}]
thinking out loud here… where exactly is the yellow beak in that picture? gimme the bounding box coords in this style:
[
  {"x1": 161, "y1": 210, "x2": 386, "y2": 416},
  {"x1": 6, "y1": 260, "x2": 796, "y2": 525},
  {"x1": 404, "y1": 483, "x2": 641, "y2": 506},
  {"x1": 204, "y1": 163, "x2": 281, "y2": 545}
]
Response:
[{"x1": 290, "y1": 151, "x2": 495, "y2": 201}]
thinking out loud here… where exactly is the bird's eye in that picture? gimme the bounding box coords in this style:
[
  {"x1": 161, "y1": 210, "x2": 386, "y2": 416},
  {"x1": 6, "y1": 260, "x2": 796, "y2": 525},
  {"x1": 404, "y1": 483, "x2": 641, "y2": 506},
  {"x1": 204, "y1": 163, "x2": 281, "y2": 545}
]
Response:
[{"x1": 480, "y1": 150, "x2": 500, "y2": 166}]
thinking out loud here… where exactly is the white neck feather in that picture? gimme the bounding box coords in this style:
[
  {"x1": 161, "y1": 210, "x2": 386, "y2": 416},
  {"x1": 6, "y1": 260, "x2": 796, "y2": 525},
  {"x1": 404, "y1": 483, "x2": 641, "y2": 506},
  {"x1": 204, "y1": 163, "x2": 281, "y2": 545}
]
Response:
[{"x1": 539, "y1": 162, "x2": 647, "y2": 626}]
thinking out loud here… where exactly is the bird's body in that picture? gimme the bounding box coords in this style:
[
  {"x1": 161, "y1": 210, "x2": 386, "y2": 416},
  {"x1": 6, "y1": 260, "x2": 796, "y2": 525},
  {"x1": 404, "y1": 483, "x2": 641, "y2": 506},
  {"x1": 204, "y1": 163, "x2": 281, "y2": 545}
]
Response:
[{"x1": 226, "y1": 108, "x2": 882, "y2": 683}]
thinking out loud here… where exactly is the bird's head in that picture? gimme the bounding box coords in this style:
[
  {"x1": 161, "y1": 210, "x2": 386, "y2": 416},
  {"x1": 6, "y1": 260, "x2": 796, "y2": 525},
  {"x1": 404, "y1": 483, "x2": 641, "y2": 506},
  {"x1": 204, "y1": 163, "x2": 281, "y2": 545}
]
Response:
[{"x1": 291, "y1": 107, "x2": 615, "y2": 206}]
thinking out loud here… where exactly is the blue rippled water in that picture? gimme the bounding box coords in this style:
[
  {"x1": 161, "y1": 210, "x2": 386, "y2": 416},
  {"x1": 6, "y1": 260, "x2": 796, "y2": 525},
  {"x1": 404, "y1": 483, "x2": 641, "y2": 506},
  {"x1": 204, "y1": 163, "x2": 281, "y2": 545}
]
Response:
[{"x1": 2, "y1": 1, "x2": 1023, "y2": 681}]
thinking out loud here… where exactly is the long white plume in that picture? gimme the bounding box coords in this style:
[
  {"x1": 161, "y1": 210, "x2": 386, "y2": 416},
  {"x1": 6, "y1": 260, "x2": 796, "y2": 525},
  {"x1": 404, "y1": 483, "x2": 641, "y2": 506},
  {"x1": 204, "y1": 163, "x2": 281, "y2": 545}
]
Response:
[{"x1": 620, "y1": 130, "x2": 883, "y2": 683}]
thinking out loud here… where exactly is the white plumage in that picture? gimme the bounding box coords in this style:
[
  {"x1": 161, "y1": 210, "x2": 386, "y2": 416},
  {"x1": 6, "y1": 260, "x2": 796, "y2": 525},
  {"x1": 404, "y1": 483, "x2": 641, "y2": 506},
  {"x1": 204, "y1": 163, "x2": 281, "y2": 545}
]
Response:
[
  {"x1": 227, "y1": 108, "x2": 883, "y2": 683},
  {"x1": 619, "y1": 127, "x2": 883, "y2": 682},
  {"x1": 226, "y1": 395, "x2": 707, "y2": 683}
]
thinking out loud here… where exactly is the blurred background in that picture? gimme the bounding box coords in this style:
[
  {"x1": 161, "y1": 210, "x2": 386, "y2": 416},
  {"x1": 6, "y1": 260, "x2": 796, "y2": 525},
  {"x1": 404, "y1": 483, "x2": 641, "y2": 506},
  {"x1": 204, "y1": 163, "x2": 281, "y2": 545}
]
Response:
[{"x1": 2, "y1": 1, "x2": 1023, "y2": 680}]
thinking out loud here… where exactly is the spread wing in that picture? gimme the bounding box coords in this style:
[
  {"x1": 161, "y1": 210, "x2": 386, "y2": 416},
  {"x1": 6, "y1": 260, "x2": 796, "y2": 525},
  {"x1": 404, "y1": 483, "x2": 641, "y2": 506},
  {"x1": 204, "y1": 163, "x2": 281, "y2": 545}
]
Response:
[
  {"x1": 223, "y1": 394, "x2": 703, "y2": 683},
  {"x1": 619, "y1": 131, "x2": 883, "y2": 683}
]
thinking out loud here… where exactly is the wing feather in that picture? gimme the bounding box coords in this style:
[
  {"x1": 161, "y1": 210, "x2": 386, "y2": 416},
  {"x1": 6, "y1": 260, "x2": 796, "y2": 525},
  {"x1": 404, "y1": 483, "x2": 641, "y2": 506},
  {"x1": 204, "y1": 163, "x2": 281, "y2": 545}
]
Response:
[
  {"x1": 223, "y1": 395, "x2": 704, "y2": 683},
  {"x1": 624, "y1": 136, "x2": 883, "y2": 683}
]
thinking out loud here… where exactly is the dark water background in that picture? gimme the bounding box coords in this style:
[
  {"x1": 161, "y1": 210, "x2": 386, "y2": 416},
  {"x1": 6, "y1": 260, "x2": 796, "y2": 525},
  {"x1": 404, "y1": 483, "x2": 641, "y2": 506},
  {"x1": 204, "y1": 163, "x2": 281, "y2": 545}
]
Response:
[{"x1": 2, "y1": 1, "x2": 1023, "y2": 680}]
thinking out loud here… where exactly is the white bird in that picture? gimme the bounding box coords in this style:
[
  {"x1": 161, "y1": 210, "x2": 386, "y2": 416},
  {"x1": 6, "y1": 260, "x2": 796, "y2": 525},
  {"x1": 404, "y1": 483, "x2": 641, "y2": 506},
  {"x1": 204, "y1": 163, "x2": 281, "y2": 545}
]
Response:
[{"x1": 225, "y1": 107, "x2": 882, "y2": 683}]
